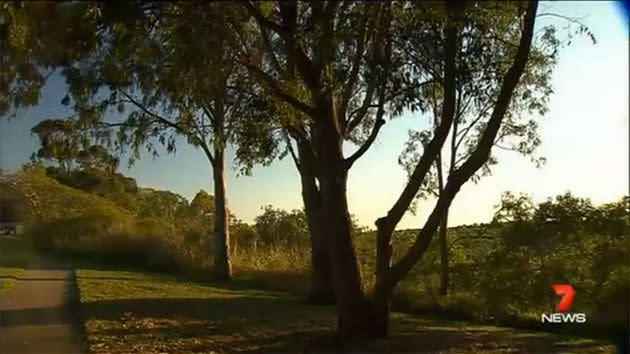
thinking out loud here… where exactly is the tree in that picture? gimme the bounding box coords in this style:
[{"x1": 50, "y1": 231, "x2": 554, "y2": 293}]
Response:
[
  {"x1": 397, "y1": 2, "x2": 562, "y2": 295},
  {"x1": 238, "y1": 0, "x2": 424, "y2": 306},
  {"x1": 189, "y1": 190, "x2": 216, "y2": 219},
  {"x1": 30, "y1": 119, "x2": 83, "y2": 172},
  {"x1": 254, "y1": 205, "x2": 309, "y2": 247},
  {"x1": 2, "y1": 2, "x2": 272, "y2": 281},
  {"x1": 241, "y1": 0, "x2": 561, "y2": 337},
  {"x1": 136, "y1": 188, "x2": 189, "y2": 223},
  {"x1": 483, "y1": 192, "x2": 628, "y2": 324},
  {"x1": 76, "y1": 145, "x2": 119, "y2": 173}
]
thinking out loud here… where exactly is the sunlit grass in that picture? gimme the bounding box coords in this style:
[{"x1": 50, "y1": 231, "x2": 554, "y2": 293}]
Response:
[{"x1": 0, "y1": 266, "x2": 25, "y2": 293}]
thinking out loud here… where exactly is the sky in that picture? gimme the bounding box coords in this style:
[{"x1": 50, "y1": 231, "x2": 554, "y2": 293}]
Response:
[{"x1": 1, "y1": 1, "x2": 628, "y2": 229}]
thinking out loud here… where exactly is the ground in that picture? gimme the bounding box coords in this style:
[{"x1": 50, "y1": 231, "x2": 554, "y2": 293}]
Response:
[
  {"x1": 76, "y1": 267, "x2": 616, "y2": 354},
  {"x1": 0, "y1": 256, "x2": 86, "y2": 353},
  {"x1": 0, "y1": 236, "x2": 28, "y2": 293},
  {"x1": 0, "y1": 266, "x2": 25, "y2": 293}
]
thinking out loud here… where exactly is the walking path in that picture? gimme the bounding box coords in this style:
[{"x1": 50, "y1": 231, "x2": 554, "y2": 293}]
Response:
[{"x1": 0, "y1": 259, "x2": 86, "y2": 354}]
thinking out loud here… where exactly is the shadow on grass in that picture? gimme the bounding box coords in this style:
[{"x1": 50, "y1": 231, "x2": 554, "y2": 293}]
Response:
[
  {"x1": 78, "y1": 294, "x2": 615, "y2": 354},
  {"x1": 71, "y1": 261, "x2": 622, "y2": 353}
]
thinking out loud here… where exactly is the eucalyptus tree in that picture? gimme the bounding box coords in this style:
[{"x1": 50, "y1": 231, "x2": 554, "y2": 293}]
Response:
[
  {"x1": 236, "y1": 0, "x2": 426, "y2": 305},
  {"x1": 398, "y1": 3, "x2": 593, "y2": 296},
  {"x1": 1, "y1": 1, "x2": 275, "y2": 280},
  {"x1": 240, "y1": 0, "x2": 562, "y2": 337}
]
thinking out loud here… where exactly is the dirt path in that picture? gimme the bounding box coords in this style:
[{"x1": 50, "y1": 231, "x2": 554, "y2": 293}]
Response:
[{"x1": 0, "y1": 259, "x2": 86, "y2": 354}]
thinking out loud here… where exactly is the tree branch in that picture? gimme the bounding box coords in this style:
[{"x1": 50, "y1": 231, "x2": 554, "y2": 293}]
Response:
[
  {"x1": 376, "y1": 4, "x2": 461, "y2": 234},
  {"x1": 283, "y1": 130, "x2": 301, "y2": 172},
  {"x1": 339, "y1": 7, "x2": 370, "y2": 122},
  {"x1": 344, "y1": 103, "x2": 386, "y2": 169},
  {"x1": 243, "y1": 2, "x2": 285, "y2": 34},
  {"x1": 121, "y1": 93, "x2": 216, "y2": 166},
  {"x1": 259, "y1": 27, "x2": 284, "y2": 76},
  {"x1": 345, "y1": 79, "x2": 433, "y2": 137},
  {"x1": 387, "y1": 0, "x2": 539, "y2": 288},
  {"x1": 244, "y1": 64, "x2": 317, "y2": 117}
]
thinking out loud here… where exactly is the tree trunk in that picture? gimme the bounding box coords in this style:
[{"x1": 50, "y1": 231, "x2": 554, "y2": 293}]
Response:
[
  {"x1": 303, "y1": 195, "x2": 335, "y2": 304},
  {"x1": 319, "y1": 167, "x2": 376, "y2": 337},
  {"x1": 296, "y1": 140, "x2": 336, "y2": 304},
  {"x1": 313, "y1": 105, "x2": 377, "y2": 338},
  {"x1": 438, "y1": 212, "x2": 449, "y2": 296},
  {"x1": 212, "y1": 147, "x2": 231, "y2": 281},
  {"x1": 372, "y1": 222, "x2": 394, "y2": 337}
]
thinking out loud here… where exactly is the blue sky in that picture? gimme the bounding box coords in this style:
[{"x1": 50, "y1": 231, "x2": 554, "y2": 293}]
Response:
[{"x1": 1, "y1": 1, "x2": 628, "y2": 229}]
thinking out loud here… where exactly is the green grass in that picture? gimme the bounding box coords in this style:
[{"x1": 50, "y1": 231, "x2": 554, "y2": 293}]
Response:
[
  {"x1": 0, "y1": 266, "x2": 25, "y2": 293},
  {"x1": 76, "y1": 267, "x2": 616, "y2": 353},
  {"x1": 0, "y1": 236, "x2": 31, "y2": 294}
]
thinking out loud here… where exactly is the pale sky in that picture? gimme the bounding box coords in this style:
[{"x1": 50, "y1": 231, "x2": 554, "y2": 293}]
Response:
[{"x1": 1, "y1": 1, "x2": 628, "y2": 229}]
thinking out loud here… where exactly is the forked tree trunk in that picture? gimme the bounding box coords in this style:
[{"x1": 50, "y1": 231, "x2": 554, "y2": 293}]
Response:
[
  {"x1": 212, "y1": 147, "x2": 232, "y2": 281},
  {"x1": 370, "y1": 0, "x2": 538, "y2": 337}
]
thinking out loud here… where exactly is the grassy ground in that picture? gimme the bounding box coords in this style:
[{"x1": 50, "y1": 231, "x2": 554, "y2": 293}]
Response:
[
  {"x1": 0, "y1": 266, "x2": 25, "y2": 293},
  {"x1": 76, "y1": 267, "x2": 615, "y2": 354},
  {"x1": 0, "y1": 236, "x2": 30, "y2": 294}
]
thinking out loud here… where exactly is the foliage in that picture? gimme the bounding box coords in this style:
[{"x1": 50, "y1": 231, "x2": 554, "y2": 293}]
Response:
[
  {"x1": 478, "y1": 193, "x2": 629, "y2": 322},
  {"x1": 397, "y1": 2, "x2": 568, "y2": 211},
  {"x1": 383, "y1": 192, "x2": 629, "y2": 333},
  {"x1": 254, "y1": 205, "x2": 368, "y2": 248},
  {"x1": 226, "y1": 192, "x2": 629, "y2": 335},
  {"x1": 254, "y1": 205, "x2": 310, "y2": 248}
]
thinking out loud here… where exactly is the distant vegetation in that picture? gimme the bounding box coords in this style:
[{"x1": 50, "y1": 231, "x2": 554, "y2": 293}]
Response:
[{"x1": 2, "y1": 164, "x2": 627, "y2": 336}]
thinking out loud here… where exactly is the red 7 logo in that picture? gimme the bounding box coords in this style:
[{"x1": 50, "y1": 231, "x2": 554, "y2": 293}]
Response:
[{"x1": 553, "y1": 284, "x2": 576, "y2": 312}]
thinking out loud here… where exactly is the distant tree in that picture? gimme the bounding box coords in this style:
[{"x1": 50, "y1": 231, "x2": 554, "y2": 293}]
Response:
[
  {"x1": 30, "y1": 119, "x2": 82, "y2": 172},
  {"x1": 136, "y1": 188, "x2": 189, "y2": 223},
  {"x1": 76, "y1": 145, "x2": 119, "y2": 173},
  {"x1": 254, "y1": 205, "x2": 310, "y2": 247},
  {"x1": 483, "y1": 192, "x2": 629, "y2": 324},
  {"x1": 254, "y1": 205, "x2": 367, "y2": 248},
  {"x1": 188, "y1": 190, "x2": 216, "y2": 219}
]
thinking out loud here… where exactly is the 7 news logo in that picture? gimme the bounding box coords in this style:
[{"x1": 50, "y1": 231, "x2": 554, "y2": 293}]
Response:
[{"x1": 541, "y1": 284, "x2": 587, "y2": 324}]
